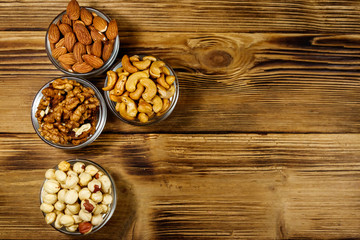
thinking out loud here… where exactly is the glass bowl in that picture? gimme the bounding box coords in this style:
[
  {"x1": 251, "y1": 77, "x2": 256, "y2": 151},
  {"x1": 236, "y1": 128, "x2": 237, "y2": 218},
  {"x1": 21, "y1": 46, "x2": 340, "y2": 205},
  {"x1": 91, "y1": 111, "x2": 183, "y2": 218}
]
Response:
[
  {"x1": 40, "y1": 159, "x2": 117, "y2": 235},
  {"x1": 45, "y1": 7, "x2": 120, "y2": 77},
  {"x1": 103, "y1": 55, "x2": 179, "y2": 126},
  {"x1": 31, "y1": 76, "x2": 107, "y2": 149}
]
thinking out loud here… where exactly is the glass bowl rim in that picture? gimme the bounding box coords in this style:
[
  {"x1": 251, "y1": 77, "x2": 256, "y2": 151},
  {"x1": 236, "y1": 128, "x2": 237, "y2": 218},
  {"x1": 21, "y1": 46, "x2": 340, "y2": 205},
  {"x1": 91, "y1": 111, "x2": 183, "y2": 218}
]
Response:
[
  {"x1": 31, "y1": 76, "x2": 107, "y2": 150},
  {"x1": 39, "y1": 158, "x2": 117, "y2": 235},
  {"x1": 103, "y1": 55, "x2": 180, "y2": 126}
]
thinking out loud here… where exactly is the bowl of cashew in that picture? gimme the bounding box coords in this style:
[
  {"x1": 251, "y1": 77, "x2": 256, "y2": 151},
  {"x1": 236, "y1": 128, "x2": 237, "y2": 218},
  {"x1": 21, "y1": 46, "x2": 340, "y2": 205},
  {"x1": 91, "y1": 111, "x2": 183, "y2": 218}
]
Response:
[{"x1": 103, "y1": 54, "x2": 179, "y2": 125}]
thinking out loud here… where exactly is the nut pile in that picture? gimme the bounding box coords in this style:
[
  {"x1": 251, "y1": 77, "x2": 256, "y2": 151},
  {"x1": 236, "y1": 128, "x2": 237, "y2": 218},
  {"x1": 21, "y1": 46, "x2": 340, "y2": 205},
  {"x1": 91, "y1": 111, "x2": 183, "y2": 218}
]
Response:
[
  {"x1": 48, "y1": 0, "x2": 118, "y2": 73},
  {"x1": 103, "y1": 55, "x2": 176, "y2": 123},
  {"x1": 40, "y1": 160, "x2": 113, "y2": 234},
  {"x1": 35, "y1": 78, "x2": 99, "y2": 145}
]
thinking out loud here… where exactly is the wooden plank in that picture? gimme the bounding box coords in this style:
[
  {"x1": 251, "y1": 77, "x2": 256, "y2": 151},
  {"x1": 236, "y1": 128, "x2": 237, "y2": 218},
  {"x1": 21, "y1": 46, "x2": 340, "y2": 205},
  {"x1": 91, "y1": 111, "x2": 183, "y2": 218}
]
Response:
[
  {"x1": 1, "y1": 0, "x2": 360, "y2": 33},
  {"x1": 1, "y1": 133, "x2": 360, "y2": 239},
  {"x1": 1, "y1": 32, "x2": 360, "y2": 133}
]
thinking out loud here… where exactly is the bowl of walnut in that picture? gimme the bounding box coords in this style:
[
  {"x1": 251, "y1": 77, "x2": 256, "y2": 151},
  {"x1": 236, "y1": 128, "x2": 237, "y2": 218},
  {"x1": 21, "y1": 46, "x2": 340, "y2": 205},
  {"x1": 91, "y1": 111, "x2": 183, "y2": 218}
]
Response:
[
  {"x1": 40, "y1": 159, "x2": 116, "y2": 235},
  {"x1": 103, "y1": 54, "x2": 179, "y2": 125},
  {"x1": 45, "y1": 0, "x2": 120, "y2": 76},
  {"x1": 31, "y1": 77, "x2": 107, "y2": 149}
]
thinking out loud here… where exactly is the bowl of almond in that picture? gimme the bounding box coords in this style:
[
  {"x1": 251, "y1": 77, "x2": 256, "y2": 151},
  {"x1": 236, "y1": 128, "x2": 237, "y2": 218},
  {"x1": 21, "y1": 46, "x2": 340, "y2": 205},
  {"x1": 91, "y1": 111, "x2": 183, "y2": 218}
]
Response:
[{"x1": 45, "y1": 0, "x2": 120, "y2": 76}]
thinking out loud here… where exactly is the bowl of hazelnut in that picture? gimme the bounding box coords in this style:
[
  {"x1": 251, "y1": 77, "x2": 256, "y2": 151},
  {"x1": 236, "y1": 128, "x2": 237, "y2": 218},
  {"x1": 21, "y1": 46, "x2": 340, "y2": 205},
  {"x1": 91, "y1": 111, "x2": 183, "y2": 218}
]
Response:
[
  {"x1": 45, "y1": 0, "x2": 120, "y2": 76},
  {"x1": 31, "y1": 76, "x2": 107, "y2": 149},
  {"x1": 102, "y1": 54, "x2": 179, "y2": 125},
  {"x1": 40, "y1": 159, "x2": 116, "y2": 235}
]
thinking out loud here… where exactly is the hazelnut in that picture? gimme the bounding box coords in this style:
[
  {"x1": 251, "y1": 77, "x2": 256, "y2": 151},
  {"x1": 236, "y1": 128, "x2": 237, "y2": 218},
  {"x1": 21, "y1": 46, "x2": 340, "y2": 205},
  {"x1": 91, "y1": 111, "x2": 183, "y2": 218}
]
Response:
[
  {"x1": 64, "y1": 208, "x2": 73, "y2": 216},
  {"x1": 66, "y1": 224, "x2": 79, "y2": 232},
  {"x1": 81, "y1": 199, "x2": 96, "y2": 213},
  {"x1": 54, "y1": 201, "x2": 66, "y2": 211},
  {"x1": 94, "y1": 171, "x2": 104, "y2": 179},
  {"x1": 91, "y1": 191, "x2": 103, "y2": 203},
  {"x1": 60, "y1": 214, "x2": 75, "y2": 227},
  {"x1": 78, "y1": 222, "x2": 93, "y2": 234},
  {"x1": 45, "y1": 169, "x2": 56, "y2": 180},
  {"x1": 43, "y1": 193, "x2": 57, "y2": 205},
  {"x1": 66, "y1": 202, "x2": 80, "y2": 215},
  {"x1": 55, "y1": 170, "x2": 67, "y2": 183},
  {"x1": 57, "y1": 189, "x2": 68, "y2": 203},
  {"x1": 67, "y1": 170, "x2": 78, "y2": 177},
  {"x1": 45, "y1": 212, "x2": 56, "y2": 224},
  {"x1": 72, "y1": 214, "x2": 82, "y2": 224},
  {"x1": 40, "y1": 203, "x2": 54, "y2": 213},
  {"x1": 58, "y1": 160, "x2": 71, "y2": 172},
  {"x1": 79, "y1": 172, "x2": 92, "y2": 186},
  {"x1": 73, "y1": 162, "x2": 85, "y2": 174},
  {"x1": 65, "y1": 189, "x2": 78, "y2": 204},
  {"x1": 99, "y1": 175, "x2": 111, "y2": 193},
  {"x1": 88, "y1": 179, "x2": 101, "y2": 193},
  {"x1": 91, "y1": 214, "x2": 104, "y2": 226},
  {"x1": 100, "y1": 204, "x2": 108, "y2": 214},
  {"x1": 85, "y1": 164, "x2": 98, "y2": 176},
  {"x1": 44, "y1": 179, "x2": 60, "y2": 194},
  {"x1": 78, "y1": 188, "x2": 91, "y2": 201},
  {"x1": 79, "y1": 209, "x2": 92, "y2": 222},
  {"x1": 65, "y1": 174, "x2": 79, "y2": 189},
  {"x1": 102, "y1": 194, "x2": 113, "y2": 205},
  {"x1": 93, "y1": 205, "x2": 103, "y2": 215},
  {"x1": 71, "y1": 184, "x2": 81, "y2": 192},
  {"x1": 54, "y1": 213, "x2": 64, "y2": 229}
]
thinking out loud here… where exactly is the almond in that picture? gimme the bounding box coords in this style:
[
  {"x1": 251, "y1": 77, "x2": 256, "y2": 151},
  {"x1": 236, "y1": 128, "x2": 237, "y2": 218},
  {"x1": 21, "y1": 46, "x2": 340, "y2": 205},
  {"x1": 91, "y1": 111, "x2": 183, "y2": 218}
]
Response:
[
  {"x1": 58, "y1": 53, "x2": 77, "y2": 65},
  {"x1": 58, "y1": 23, "x2": 72, "y2": 36},
  {"x1": 51, "y1": 46, "x2": 67, "y2": 59},
  {"x1": 73, "y1": 23, "x2": 92, "y2": 45},
  {"x1": 72, "y1": 62, "x2": 93, "y2": 73},
  {"x1": 64, "y1": 32, "x2": 76, "y2": 52},
  {"x1": 78, "y1": 222, "x2": 92, "y2": 234},
  {"x1": 80, "y1": 8, "x2": 93, "y2": 26},
  {"x1": 48, "y1": 24, "x2": 60, "y2": 43},
  {"x1": 50, "y1": 43, "x2": 55, "y2": 51},
  {"x1": 86, "y1": 45, "x2": 92, "y2": 55},
  {"x1": 106, "y1": 19, "x2": 118, "y2": 40},
  {"x1": 60, "y1": 61, "x2": 74, "y2": 72},
  {"x1": 102, "y1": 40, "x2": 114, "y2": 62},
  {"x1": 74, "y1": 20, "x2": 85, "y2": 26},
  {"x1": 83, "y1": 54, "x2": 104, "y2": 69},
  {"x1": 55, "y1": 38, "x2": 65, "y2": 48},
  {"x1": 61, "y1": 14, "x2": 72, "y2": 26},
  {"x1": 90, "y1": 27, "x2": 107, "y2": 42},
  {"x1": 67, "y1": 0, "x2": 80, "y2": 20},
  {"x1": 91, "y1": 40, "x2": 102, "y2": 58},
  {"x1": 73, "y1": 42, "x2": 86, "y2": 62},
  {"x1": 93, "y1": 16, "x2": 107, "y2": 32}
]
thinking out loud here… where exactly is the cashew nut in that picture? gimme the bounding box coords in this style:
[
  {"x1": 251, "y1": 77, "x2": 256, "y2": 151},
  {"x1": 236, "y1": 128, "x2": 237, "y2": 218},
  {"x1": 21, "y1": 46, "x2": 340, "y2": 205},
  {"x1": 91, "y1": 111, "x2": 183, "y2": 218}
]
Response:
[
  {"x1": 156, "y1": 74, "x2": 170, "y2": 89},
  {"x1": 129, "y1": 83, "x2": 145, "y2": 100},
  {"x1": 157, "y1": 98, "x2": 170, "y2": 116},
  {"x1": 117, "y1": 102, "x2": 135, "y2": 121},
  {"x1": 138, "y1": 112, "x2": 149, "y2": 123},
  {"x1": 138, "y1": 98, "x2": 153, "y2": 114},
  {"x1": 140, "y1": 78, "x2": 157, "y2": 102},
  {"x1": 103, "y1": 70, "x2": 118, "y2": 91},
  {"x1": 141, "y1": 68, "x2": 150, "y2": 77},
  {"x1": 158, "y1": 84, "x2": 175, "y2": 99},
  {"x1": 113, "y1": 74, "x2": 127, "y2": 95},
  {"x1": 125, "y1": 71, "x2": 148, "y2": 92},
  {"x1": 150, "y1": 61, "x2": 165, "y2": 78},
  {"x1": 122, "y1": 54, "x2": 138, "y2": 73},
  {"x1": 115, "y1": 67, "x2": 130, "y2": 77},
  {"x1": 120, "y1": 96, "x2": 138, "y2": 117},
  {"x1": 143, "y1": 56, "x2": 157, "y2": 62},
  {"x1": 129, "y1": 55, "x2": 140, "y2": 62},
  {"x1": 110, "y1": 94, "x2": 123, "y2": 103},
  {"x1": 151, "y1": 95, "x2": 163, "y2": 113},
  {"x1": 161, "y1": 66, "x2": 171, "y2": 76},
  {"x1": 166, "y1": 75, "x2": 175, "y2": 85},
  {"x1": 132, "y1": 59, "x2": 151, "y2": 70}
]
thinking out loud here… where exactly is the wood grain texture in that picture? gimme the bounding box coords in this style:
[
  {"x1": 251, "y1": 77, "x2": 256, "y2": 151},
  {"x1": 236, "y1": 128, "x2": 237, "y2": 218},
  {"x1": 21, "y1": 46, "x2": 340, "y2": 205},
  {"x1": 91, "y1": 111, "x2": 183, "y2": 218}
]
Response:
[
  {"x1": 1, "y1": 32, "x2": 360, "y2": 133},
  {"x1": 1, "y1": 133, "x2": 360, "y2": 239},
  {"x1": 1, "y1": 0, "x2": 360, "y2": 33}
]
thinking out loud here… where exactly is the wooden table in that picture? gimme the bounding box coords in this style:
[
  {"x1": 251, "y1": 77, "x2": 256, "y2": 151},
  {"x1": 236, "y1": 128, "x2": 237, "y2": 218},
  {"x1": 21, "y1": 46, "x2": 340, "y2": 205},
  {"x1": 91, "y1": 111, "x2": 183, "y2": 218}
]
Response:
[{"x1": 1, "y1": 0, "x2": 360, "y2": 239}]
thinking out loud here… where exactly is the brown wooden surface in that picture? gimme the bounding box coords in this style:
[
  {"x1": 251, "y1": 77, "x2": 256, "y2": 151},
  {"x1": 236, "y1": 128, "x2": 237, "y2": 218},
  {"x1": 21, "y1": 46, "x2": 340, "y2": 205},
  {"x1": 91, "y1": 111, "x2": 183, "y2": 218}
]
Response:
[{"x1": 1, "y1": 0, "x2": 360, "y2": 239}]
